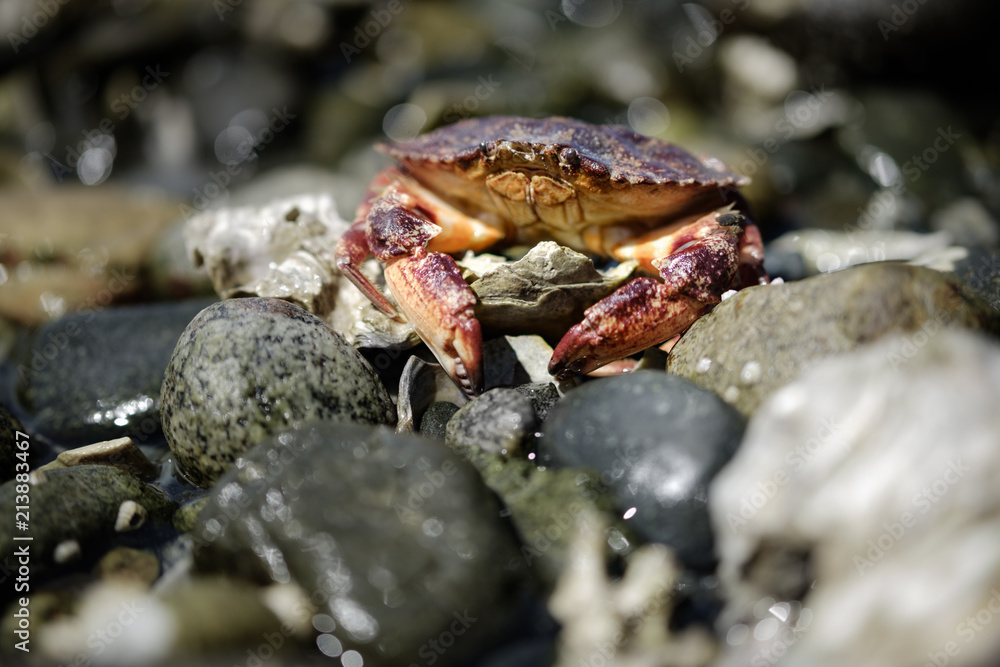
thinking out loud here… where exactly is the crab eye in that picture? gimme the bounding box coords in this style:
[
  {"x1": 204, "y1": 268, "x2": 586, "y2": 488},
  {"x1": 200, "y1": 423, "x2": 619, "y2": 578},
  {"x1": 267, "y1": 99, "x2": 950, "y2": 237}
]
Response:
[
  {"x1": 558, "y1": 146, "x2": 579, "y2": 171},
  {"x1": 480, "y1": 141, "x2": 497, "y2": 158}
]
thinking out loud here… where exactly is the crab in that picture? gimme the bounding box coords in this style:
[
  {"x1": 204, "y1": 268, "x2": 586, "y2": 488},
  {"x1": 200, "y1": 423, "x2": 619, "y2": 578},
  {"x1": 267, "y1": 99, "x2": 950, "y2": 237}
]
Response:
[{"x1": 336, "y1": 116, "x2": 768, "y2": 396}]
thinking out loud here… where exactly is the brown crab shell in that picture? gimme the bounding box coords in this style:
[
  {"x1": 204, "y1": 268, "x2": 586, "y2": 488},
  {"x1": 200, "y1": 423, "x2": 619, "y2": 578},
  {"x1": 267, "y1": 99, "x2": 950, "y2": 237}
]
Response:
[{"x1": 378, "y1": 115, "x2": 748, "y2": 227}]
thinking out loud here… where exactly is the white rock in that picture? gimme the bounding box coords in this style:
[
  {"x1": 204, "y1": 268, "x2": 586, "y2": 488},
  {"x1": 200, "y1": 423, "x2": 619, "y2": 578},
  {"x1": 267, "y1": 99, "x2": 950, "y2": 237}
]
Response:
[{"x1": 710, "y1": 328, "x2": 1000, "y2": 667}]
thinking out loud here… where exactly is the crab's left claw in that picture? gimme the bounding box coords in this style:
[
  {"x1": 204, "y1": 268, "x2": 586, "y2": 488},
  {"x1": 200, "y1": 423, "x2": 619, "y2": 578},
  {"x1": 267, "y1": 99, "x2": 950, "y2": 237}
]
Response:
[
  {"x1": 384, "y1": 249, "x2": 484, "y2": 396},
  {"x1": 549, "y1": 219, "x2": 744, "y2": 380}
]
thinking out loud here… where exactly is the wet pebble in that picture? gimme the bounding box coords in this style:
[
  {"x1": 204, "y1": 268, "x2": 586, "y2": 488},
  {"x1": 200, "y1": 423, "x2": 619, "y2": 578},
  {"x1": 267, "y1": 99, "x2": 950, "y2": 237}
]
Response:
[
  {"x1": 446, "y1": 388, "x2": 538, "y2": 458},
  {"x1": 0, "y1": 466, "x2": 176, "y2": 579},
  {"x1": 669, "y1": 263, "x2": 1000, "y2": 415},
  {"x1": 95, "y1": 547, "x2": 160, "y2": 586},
  {"x1": 16, "y1": 299, "x2": 215, "y2": 446},
  {"x1": 539, "y1": 371, "x2": 746, "y2": 569},
  {"x1": 419, "y1": 402, "x2": 460, "y2": 440},
  {"x1": 160, "y1": 298, "x2": 395, "y2": 487},
  {"x1": 194, "y1": 422, "x2": 523, "y2": 666}
]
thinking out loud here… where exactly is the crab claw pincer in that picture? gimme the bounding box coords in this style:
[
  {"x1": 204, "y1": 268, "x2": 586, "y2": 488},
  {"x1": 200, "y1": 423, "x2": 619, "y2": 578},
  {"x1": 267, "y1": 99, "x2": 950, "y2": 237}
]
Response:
[
  {"x1": 383, "y1": 250, "x2": 484, "y2": 396},
  {"x1": 549, "y1": 224, "x2": 743, "y2": 379}
]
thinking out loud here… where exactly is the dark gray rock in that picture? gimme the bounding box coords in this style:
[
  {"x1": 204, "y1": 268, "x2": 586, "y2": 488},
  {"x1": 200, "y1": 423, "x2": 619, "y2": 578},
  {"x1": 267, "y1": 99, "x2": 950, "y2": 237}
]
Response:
[
  {"x1": 668, "y1": 263, "x2": 1000, "y2": 415},
  {"x1": 16, "y1": 300, "x2": 214, "y2": 446},
  {"x1": 160, "y1": 298, "x2": 396, "y2": 487},
  {"x1": 949, "y1": 246, "x2": 1000, "y2": 311},
  {"x1": 539, "y1": 371, "x2": 746, "y2": 569},
  {"x1": 446, "y1": 388, "x2": 537, "y2": 457},
  {"x1": 513, "y1": 383, "x2": 561, "y2": 422},
  {"x1": 193, "y1": 422, "x2": 523, "y2": 667},
  {"x1": 0, "y1": 466, "x2": 176, "y2": 578},
  {"x1": 419, "y1": 402, "x2": 460, "y2": 440}
]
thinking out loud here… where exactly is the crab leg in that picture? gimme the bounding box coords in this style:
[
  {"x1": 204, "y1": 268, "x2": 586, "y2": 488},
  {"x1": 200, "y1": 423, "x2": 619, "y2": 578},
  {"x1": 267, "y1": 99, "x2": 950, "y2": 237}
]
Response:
[
  {"x1": 549, "y1": 210, "x2": 747, "y2": 379},
  {"x1": 335, "y1": 170, "x2": 502, "y2": 395}
]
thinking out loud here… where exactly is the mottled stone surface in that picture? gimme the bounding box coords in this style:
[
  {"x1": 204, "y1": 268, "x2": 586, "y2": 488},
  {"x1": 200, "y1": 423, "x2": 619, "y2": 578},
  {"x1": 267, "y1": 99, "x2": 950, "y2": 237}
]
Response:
[
  {"x1": 465, "y1": 242, "x2": 636, "y2": 340},
  {"x1": 161, "y1": 298, "x2": 396, "y2": 487},
  {"x1": 419, "y1": 401, "x2": 460, "y2": 440},
  {"x1": 446, "y1": 388, "x2": 538, "y2": 457},
  {"x1": 17, "y1": 299, "x2": 214, "y2": 445},
  {"x1": 0, "y1": 466, "x2": 176, "y2": 578},
  {"x1": 668, "y1": 263, "x2": 1000, "y2": 415},
  {"x1": 194, "y1": 422, "x2": 523, "y2": 666},
  {"x1": 711, "y1": 329, "x2": 1000, "y2": 667},
  {"x1": 539, "y1": 372, "x2": 745, "y2": 568}
]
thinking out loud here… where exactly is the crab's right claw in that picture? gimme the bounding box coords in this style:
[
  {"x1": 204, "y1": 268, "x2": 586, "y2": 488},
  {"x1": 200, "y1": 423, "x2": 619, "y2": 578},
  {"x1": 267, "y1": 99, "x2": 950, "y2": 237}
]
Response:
[{"x1": 384, "y1": 249, "x2": 484, "y2": 397}]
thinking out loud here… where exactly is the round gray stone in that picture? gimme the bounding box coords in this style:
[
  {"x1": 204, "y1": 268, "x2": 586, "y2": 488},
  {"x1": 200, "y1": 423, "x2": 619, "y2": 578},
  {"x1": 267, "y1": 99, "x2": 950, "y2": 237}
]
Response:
[
  {"x1": 160, "y1": 298, "x2": 395, "y2": 487},
  {"x1": 539, "y1": 371, "x2": 746, "y2": 569},
  {"x1": 668, "y1": 263, "x2": 1000, "y2": 416},
  {"x1": 446, "y1": 388, "x2": 537, "y2": 457},
  {"x1": 194, "y1": 422, "x2": 523, "y2": 667},
  {"x1": 419, "y1": 401, "x2": 460, "y2": 440}
]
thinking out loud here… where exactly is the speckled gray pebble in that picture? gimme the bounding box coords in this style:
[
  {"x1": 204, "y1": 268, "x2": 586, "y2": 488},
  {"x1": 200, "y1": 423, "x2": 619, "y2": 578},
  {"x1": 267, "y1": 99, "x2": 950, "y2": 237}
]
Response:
[
  {"x1": 539, "y1": 371, "x2": 746, "y2": 569},
  {"x1": 160, "y1": 298, "x2": 395, "y2": 487},
  {"x1": 513, "y1": 383, "x2": 561, "y2": 422},
  {"x1": 419, "y1": 401, "x2": 460, "y2": 440},
  {"x1": 668, "y1": 264, "x2": 1000, "y2": 415},
  {"x1": 0, "y1": 466, "x2": 176, "y2": 578},
  {"x1": 446, "y1": 388, "x2": 538, "y2": 457},
  {"x1": 194, "y1": 422, "x2": 523, "y2": 667}
]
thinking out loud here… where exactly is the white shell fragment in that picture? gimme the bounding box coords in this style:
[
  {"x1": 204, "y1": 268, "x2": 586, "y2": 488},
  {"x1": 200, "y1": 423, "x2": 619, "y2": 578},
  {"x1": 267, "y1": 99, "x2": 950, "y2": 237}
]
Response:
[
  {"x1": 548, "y1": 511, "x2": 717, "y2": 667},
  {"x1": 185, "y1": 193, "x2": 416, "y2": 347},
  {"x1": 769, "y1": 228, "x2": 951, "y2": 276},
  {"x1": 185, "y1": 193, "x2": 349, "y2": 316},
  {"x1": 41, "y1": 436, "x2": 157, "y2": 479},
  {"x1": 54, "y1": 540, "x2": 82, "y2": 564},
  {"x1": 711, "y1": 329, "x2": 1000, "y2": 667},
  {"x1": 115, "y1": 500, "x2": 149, "y2": 533}
]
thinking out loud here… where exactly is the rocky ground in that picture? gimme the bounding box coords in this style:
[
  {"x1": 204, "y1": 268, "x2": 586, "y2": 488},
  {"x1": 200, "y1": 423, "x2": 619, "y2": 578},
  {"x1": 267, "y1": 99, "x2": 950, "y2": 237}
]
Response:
[{"x1": 2, "y1": 1, "x2": 1000, "y2": 666}]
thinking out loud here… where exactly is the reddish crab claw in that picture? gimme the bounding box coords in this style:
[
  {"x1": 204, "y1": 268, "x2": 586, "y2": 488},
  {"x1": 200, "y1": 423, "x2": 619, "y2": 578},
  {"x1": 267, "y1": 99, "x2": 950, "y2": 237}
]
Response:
[{"x1": 335, "y1": 116, "x2": 768, "y2": 396}]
